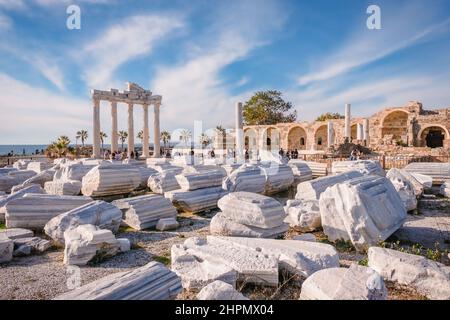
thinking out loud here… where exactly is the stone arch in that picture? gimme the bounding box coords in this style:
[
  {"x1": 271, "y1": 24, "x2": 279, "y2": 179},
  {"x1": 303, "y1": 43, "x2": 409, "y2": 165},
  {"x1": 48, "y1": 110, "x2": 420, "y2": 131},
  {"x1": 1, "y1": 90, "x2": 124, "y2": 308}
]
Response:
[
  {"x1": 381, "y1": 109, "x2": 409, "y2": 143},
  {"x1": 287, "y1": 125, "x2": 307, "y2": 151},
  {"x1": 261, "y1": 126, "x2": 280, "y2": 151},
  {"x1": 351, "y1": 123, "x2": 357, "y2": 140},
  {"x1": 314, "y1": 124, "x2": 328, "y2": 150},
  {"x1": 244, "y1": 128, "x2": 258, "y2": 150},
  {"x1": 418, "y1": 125, "x2": 449, "y2": 148}
]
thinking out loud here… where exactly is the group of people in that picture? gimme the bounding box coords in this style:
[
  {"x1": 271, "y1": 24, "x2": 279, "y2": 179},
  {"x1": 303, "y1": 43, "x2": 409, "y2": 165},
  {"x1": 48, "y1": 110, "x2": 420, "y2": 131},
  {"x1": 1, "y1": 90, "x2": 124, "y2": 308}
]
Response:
[
  {"x1": 349, "y1": 149, "x2": 362, "y2": 161},
  {"x1": 103, "y1": 149, "x2": 136, "y2": 161},
  {"x1": 278, "y1": 148, "x2": 301, "y2": 160}
]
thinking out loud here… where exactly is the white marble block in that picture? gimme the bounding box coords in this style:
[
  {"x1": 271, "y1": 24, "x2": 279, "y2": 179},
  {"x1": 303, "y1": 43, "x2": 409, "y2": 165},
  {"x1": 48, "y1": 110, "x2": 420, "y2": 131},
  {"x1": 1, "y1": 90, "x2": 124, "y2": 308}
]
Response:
[
  {"x1": 147, "y1": 171, "x2": 181, "y2": 194},
  {"x1": 368, "y1": 247, "x2": 450, "y2": 300},
  {"x1": 165, "y1": 186, "x2": 227, "y2": 213},
  {"x1": 299, "y1": 264, "x2": 387, "y2": 300},
  {"x1": 44, "y1": 200, "x2": 122, "y2": 245},
  {"x1": 113, "y1": 194, "x2": 177, "y2": 230},
  {"x1": 288, "y1": 160, "x2": 313, "y2": 184},
  {"x1": 0, "y1": 238, "x2": 14, "y2": 263},
  {"x1": 260, "y1": 163, "x2": 295, "y2": 195},
  {"x1": 156, "y1": 218, "x2": 179, "y2": 231},
  {"x1": 386, "y1": 168, "x2": 424, "y2": 197},
  {"x1": 53, "y1": 163, "x2": 96, "y2": 182},
  {"x1": 13, "y1": 236, "x2": 52, "y2": 256},
  {"x1": 284, "y1": 199, "x2": 321, "y2": 231},
  {"x1": 0, "y1": 228, "x2": 34, "y2": 240},
  {"x1": 20, "y1": 168, "x2": 56, "y2": 188},
  {"x1": 175, "y1": 169, "x2": 224, "y2": 191},
  {"x1": 63, "y1": 224, "x2": 121, "y2": 265},
  {"x1": 295, "y1": 170, "x2": 363, "y2": 201},
  {"x1": 197, "y1": 281, "x2": 248, "y2": 300},
  {"x1": 13, "y1": 159, "x2": 32, "y2": 170},
  {"x1": 81, "y1": 164, "x2": 141, "y2": 197},
  {"x1": 5, "y1": 193, "x2": 92, "y2": 229},
  {"x1": 388, "y1": 174, "x2": 417, "y2": 211},
  {"x1": 319, "y1": 175, "x2": 407, "y2": 251},
  {"x1": 44, "y1": 180, "x2": 82, "y2": 196},
  {"x1": 440, "y1": 181, "x2": 450, "y2": 198},
  {"x1": 27, "y1": 161, "x2": 52, "y2": 173},
  {"x1": 303, "y1": 161, "x2": 327, "y2": 178},
  {"x1": 331, "y1": 160, "x2": 385, "y2": 177},
  {"x1": 0, "y1": 184, "x2": 45, "y2": 222},
  {"x1": 222, "y1": 164, "x2": 266, "y2": 194},
  {"x1": 404, "y1": 162, "x2": 450, "y2": 185},
  {"x1": 137, "y1": 166, "x2": 158, "y2": 188}
]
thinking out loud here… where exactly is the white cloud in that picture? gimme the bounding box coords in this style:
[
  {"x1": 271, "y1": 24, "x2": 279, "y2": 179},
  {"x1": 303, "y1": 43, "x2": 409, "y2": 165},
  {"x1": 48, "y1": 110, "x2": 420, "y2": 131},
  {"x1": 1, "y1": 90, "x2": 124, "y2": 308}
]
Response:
[
  {"x1": 33, "y1": 57, "x2": 66, "y2": 91},
  {"x1": 0, "y1": 12, "x2": 11, "y2": 30},
  {"x1": 82, "y1": 15, "x2": 183, "y2": 89},
  {"x1": 0, "y1": 0, "x2": 25, "y2": 10},
  {"x1": 0, "y1": 73, "x2": 90, "y2": 144}
]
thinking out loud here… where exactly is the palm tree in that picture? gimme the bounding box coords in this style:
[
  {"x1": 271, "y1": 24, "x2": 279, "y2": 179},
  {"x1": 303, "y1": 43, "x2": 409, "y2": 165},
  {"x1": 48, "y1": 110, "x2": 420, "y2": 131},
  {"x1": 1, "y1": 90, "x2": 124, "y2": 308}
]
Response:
[
  {"x1": 100, "y1": 131, "x2": 107, "y2": 152},
  {"x1": 179, "y1": 129, "x2": 191, "y2": 147},
  {"x1": 76, "y1": 130, "x2": 88, "y2": 147},
  {"x1": 161, "y1": 130, "x2": 171, "y2": 150},
  {"x1": 199, "y1": 133, "x2": 210, "y2": 148},
  {"x1": 118, "y1": 131, "x2": 128, "y2": 151},
  {"x1": 46, "y1": 135, "x2": 74, "y2": 158},
  {"x1": 215, "y1": 125, "x2": 226, "y2": 149}
]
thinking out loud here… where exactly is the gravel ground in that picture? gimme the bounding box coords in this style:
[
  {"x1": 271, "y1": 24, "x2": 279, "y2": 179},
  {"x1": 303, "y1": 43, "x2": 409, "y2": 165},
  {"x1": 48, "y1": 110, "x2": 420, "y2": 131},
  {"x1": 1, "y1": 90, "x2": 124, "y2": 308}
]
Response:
[{"x1": 0, "y1": 192, "x2": 448, "y2": 300}]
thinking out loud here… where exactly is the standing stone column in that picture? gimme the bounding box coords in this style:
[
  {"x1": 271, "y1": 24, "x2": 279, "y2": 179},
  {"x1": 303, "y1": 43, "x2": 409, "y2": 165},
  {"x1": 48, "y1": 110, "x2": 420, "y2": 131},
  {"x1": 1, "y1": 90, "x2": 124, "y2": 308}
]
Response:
[
  {"x1": 92, "y1": 99, "x2": 101, "y2": 158},
  {"x1": 127, "y1": 103, "x2": 134, "y2": 158},
  {"x1": 363, "y1": 118, "x2": 369, "y2": 146},
  {"x1": 142, "y1": 104, "x2": 149, "y2": 158},
  {"x1": 235, "y1": 102, "x2": 244, "y2": 163},
  {"x1": 357, "y1": 123, "x2": 364, "y2": 141},
  {"x1": 153, "y1": 102, "x2": 161, "y2": 158},
  {"x1": 327, "y1": 121, "x2": 334, "y2": 148},
  {"x1": 110, "y1": 101, "x2": 118, "y2": 153},
  {"x1": 344, "y1": 103, "x2": 351, "y2": 141}
]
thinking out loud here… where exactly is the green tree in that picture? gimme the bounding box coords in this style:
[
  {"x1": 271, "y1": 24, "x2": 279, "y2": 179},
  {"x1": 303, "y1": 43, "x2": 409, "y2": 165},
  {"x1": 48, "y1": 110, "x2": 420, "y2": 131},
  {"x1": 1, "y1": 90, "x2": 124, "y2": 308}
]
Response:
[
  {"x1": 315, "y1": 112, "x2": 344, "y2": 122},
  {"x1": 46, "y1": 135, "x2": 74, "y2": 158},
  {"x1": 199, "y1": 133, "x2": 210, "y2": 148},
  {"x1": 161, "y1": 130, "x2": 171, "y2": 149},
  {"x1": 214, "y1": 125, "x2": 226, "y2": 149},
  {"x1": 76, "y1": 130, "x2": 88, "y2": 147},
  {"x1": 119, "y1": 130, "x2": 128, "y2": 151},
  {"x1": 243, "y1": 90, "x2": 296, "y2": 125}
]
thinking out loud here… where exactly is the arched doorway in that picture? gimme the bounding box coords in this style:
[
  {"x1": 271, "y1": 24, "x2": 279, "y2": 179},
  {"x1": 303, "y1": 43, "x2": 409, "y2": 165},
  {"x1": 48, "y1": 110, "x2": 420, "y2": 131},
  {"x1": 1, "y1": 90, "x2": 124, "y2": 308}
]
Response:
[
  {"x1": 381, "y1": 110, "x2": 409, "y2": 144},
  {"x1": 314, "y1": 125, "x2": 328, "y2": 150},
  {"x1": 287, "y1": 126, "x2": 307, "y2": 151},
  {"x1": 351, "y1": 124, "x2": 357, "y2": 141},
  {"x1": 419, "y1": 126, "x2": 448, "y2": 148},
  {"x1": 263, "y1": 127, "x2": 280, "y2": 151}
]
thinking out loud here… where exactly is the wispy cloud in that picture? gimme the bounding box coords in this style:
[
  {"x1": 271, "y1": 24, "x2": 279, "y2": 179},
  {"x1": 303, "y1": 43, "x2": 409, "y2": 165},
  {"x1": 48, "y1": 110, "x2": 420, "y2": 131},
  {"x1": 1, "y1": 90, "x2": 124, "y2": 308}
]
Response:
[
  {"x1": 81, "y1": 14, "x2": 183, "y2": 89},
  {"x1": 0, "y1": 11, "x2": 11, "y2": 30}
]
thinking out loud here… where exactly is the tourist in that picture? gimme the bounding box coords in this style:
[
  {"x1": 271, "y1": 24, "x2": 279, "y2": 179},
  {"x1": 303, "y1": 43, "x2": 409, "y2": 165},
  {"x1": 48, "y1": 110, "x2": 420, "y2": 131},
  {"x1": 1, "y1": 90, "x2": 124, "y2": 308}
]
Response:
[
  {"x1": 294, "y1": 149, "x2": 299, "y2": 159},
  {"x1": 286, "y1": 150, "x2": 291, "y2": 160},
  {"x1": 279, "y1": 148, "x2": 285, "y2": 157},
  {"x1": 211, "y1": 149, "x2": 215, "y2": 158},
  {"x1": 111, "y1": 152, "x2": 116, "y2": 161},
  {"x1": 350, "y1": 149, "x2": 358, "y2": 161},
  {"x1": 245, "y1": 149, "x2": 249, "y2": 160},
  {"x1": 130, "y1": 151, "x2": 135, "y2": 159},
  {"x1": 115, "y1": 152, "x2": 121, "y2": 161}
]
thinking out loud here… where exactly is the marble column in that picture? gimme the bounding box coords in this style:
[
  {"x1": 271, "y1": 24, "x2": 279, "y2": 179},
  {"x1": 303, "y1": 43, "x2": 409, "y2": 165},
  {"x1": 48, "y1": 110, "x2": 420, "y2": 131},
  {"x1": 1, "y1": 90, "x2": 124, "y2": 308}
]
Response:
[
  {"x1": 363, "y1": 118, "x2": 369, "y2": 146},
  {"x1": 127, "y1": 103, "x2": 134, "y2": 158},
  {"x1": 344, "y1": 103, "x2": 351, "y2": 141},
  {"x1": 235, "y1": 102, "x2": 244, "y2": 163},
  {"x1": 153, "y1": 102, "x2": 161, "y2": 158},
  {"x1": 142, "y1": 104, "x2": 149, "y2": 158},
  {"x1": 92, "y1": 99, "x2": 101, "y2": 158},
  {"x1": 357, "y1": 123, "x2": 364, "y2": 141},
  {"x1": 110, "y1": 101, "x2": 118, "y2": 153},
  {"x1": 327, "y1": 121, "x2": 334, "y2": 147}
]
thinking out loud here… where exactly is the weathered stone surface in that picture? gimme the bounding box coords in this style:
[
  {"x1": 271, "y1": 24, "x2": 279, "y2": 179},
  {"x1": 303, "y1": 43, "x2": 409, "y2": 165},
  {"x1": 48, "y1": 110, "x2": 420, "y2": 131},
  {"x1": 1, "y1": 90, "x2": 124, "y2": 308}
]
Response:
[
  {"x1": 410, "y1": 173, "x2": 433, "y2": 189},
  {"x1": 295, "y1": 170, "x2": 363, "y2": 201},
  {"x1": 404, "y1": 162, "x2": 450, "y2": 185},
  {"x1": 288, "y1": 160, "x2": 313, "y2": 184},
  {"x1": 390, "y1": 178, "x2": 417, "y2": 211},
  {"x1": 299, "y1": 264, "x2": 387, "y2": 300},
  {"x1": 386, "y1": 168, "x2": 424, "y2": 197},
  {"x1": 319, "y1": 175, "x2": 407, "y2": 251},
  {"x1": 284, "y1": 199, "x2": 321, "y2": 231},
  {"x1": 197, "y1": 280, "x2": 248, "y2": 300},
  {"x1": 171, "y1": 244, "x2": 237, "y2": 291},
  {"x1": 210, "y1": 212, "x2": 289, "y2": 238},
  {"x1": 53, "y1": 163, "x2": 96, "y2": 182},
  {"x1": 45, "y1": 200, "x2": 122, "y2": 245},
  {"x1": 137, "y1": 166, "x2": 158, "y2": 188},
  {"x1": 165, "y1": 186, "x2": 227, "y2": 213},
  {"x1": 222, "y1": 164, "x2": 266, "y2": 194},
  {"x1": 209, "y1": 236, "x2": 339, "y2": 277},
  {"x1": 368, "y1": 247, "x2": 450, "y2": 300},
  {"x1": 54, "y1": 261, "x2": 182, "y2": 300},
  {"x1": 13, "y1": 236, "x2": 51, "y2": 255},
  {"x1": 180, "y1": 237, "x2": 279, "y2": 286},
  {"x1": 260, "y1": 163, "x2": 294, "y2": 195},
  {"x1": 0, "y1": 175, "x2": 18, "y2": 193},
  {"x1": 0, "y1": 228, "x2": 33, "y2": 240},
  {"x1": 303, "y1": 161, "x2": 327, "y2": 178},
  {"x1": 221, "y1": 164, "x2": 242, "y2": 176},
  {"x1": 331, "y1": 160, "x2": 385, "y2": 177},
  {"x1": 20, "y1": 169, "x2": 55, "y2": 188},
  {"x1": 5, "y1": 193, "x2": 92, "y2": 229},
  {"x1": 147, "y1": 171, "x2": 181, "y2": 194},
  {"x1": 175, "y1": 169, "x2": 224, "y2": 191},
  {"x1": 63, "y1": 224, "x2": 121, "y2": 265},
  {"x1": 440, "y1": 181, "x2": 450, "y2": 197},
  {"x1": 113, "y1": 194, "x2": 177, "y2": 230},
  {"x1": 13, "y1": 159, "x2": 32, "y2": 170},
  {"x1": 156, "y1": 218, "x2": 179, "y2": 231},
  {"x1": 44, "y1": 180, "x2": 82, "y2": 196},
  {"x1": 81, "y1": 164, "x2": 141, "y2": 197},
  {"x1": 218, "y1": 192, "x2": 286, "y2": 229},
  {"x1": 10, "y1": 182, "x2": 44, "y2": 194},
  {"x1": 0, "y1": 170, "x2": 37, "y2": 193},
  {"x1": 117, "y1": 238, "x2": 130, "y2": 252},
  {"x1": 27, "y1": 161, "x2": 52, "y2": 173},
  {"x1": 0, "y1": 238, "x2": 13, "y2": 263},
  {"x1": 0, "y1": 184, "x2": 45, "y2": 221},
  {"x1": 293, "y1": 234, "x2": 316, "y2": 242}
]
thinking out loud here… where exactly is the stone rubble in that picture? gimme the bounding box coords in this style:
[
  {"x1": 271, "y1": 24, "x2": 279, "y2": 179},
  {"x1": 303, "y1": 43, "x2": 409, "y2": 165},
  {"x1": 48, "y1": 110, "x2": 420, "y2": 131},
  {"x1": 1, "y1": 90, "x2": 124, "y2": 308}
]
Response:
[
  {"x1": 331, "y1": 160, "x2": 385, "y2": 177},
  {"x1": 299, "y1": 264, "x2": 387, "y2": 300},
  {"x1": 302, "y1": 161, "x2": 327, "y2": 178},
  {"x1": 197, "y1": 280, "x2": 248, "y2": 300},
  {"x1": 292, "y1": 233, "x2": 316, "y2": 242},
  {"x1": 165, "y1": 186, "x2": 227, "y2": 213},
  {"x1": 404, "y1": 162, "x2": 450, "y2": 185},
  {"x1": 284, "y1": 199, "x2": 321, "y2": 231},
  {"x1": 388, "y1": 174, "x2": 417, "y2": 211},
  {"x1": 0, "y1": 228, "x2": 34, "y2": 240},
  {"x1": 386, "y1": 168, "x2": 424, "y2": 197},
  {"x1": 147, "y1": 171, "x2": 181, "y2": 194},
  {"x1": 368, "y1": 247, "x2": 450, "y2": 300},
  {"x1": 113, "y1": 194, "x2": 177, "y2": 230},
  {"x1": 0, "y1": 184, "x2": 45, "y2": 222},
  {"x1": 0, "y1": 238, "x2": 14, "y2": 263},
  {"x1": 27, "y1": 161, "x2": 53, "y2": 173},
  {"x1": 319, "y1": 175, "x2": 407, "y2": 251},
  {"x1": 44, "y1": 180, "x2": 82, "y2": 196},
  {"x1": 54, "y1": 261, "x2": 182, "y2": 300},
  {"x1": 260, "y1": 163, "x2": 294, "y2": 195},
  {"x1": 287, "y1": 160, "x2": 313, "y2": 184},
  {"x1": 175, "y1": 169, "x2": 225, "y2": 191},
  {"x1": 222, "y1": 164, "x2": 267, "y2": 194},
  {"x1": 440, "y1": 181, "x2": 450, "y2": 197},
  {"x1": 5, "y1": 193, "x2": 92, "y2": 229},
  {"x1": 12, "y1": 237, "x2": 52, "y2": 256},
  {"x1": 156, "y1": 218, "x2": 179, "y2": 231}
]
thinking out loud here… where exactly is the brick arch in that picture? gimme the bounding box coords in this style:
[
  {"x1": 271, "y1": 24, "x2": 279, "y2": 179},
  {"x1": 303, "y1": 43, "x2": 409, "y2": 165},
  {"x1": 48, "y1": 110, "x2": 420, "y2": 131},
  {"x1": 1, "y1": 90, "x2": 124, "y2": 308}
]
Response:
[{"x1": 287, "y1": 125, "x2": 308, "y2": 150}]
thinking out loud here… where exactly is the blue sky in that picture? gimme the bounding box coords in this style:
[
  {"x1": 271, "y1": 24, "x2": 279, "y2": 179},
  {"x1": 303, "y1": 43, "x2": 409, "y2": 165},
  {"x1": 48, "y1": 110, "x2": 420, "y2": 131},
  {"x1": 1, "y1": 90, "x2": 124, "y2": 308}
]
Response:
[{"x1": 0, "y1": 0, "x2": 450, "y2": 144}]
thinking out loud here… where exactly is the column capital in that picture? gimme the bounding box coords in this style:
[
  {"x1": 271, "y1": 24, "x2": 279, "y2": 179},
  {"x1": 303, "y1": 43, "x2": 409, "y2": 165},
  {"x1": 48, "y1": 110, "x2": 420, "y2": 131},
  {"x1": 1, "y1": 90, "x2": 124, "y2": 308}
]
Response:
[{"x1": 93, "y1": 98, "x2": 100, "y2": 107}]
